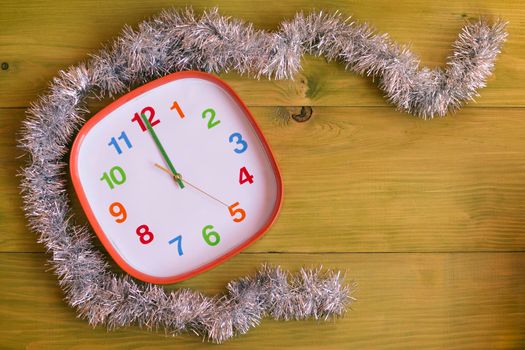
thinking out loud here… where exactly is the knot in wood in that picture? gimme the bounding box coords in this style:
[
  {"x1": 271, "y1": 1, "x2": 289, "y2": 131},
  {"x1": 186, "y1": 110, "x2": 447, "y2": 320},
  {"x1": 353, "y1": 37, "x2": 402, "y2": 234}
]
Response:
[{"x1": 291, "y1": 106, "x2": 313, "y2": 122}]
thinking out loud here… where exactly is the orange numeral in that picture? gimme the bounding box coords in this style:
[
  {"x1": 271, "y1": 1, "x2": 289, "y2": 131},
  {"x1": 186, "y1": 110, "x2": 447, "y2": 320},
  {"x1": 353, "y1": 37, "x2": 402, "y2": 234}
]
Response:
[
  {"x1": 228, "y1": 202, "x2": 246, "y2": 223},
  {"x1": 109, "y1": 202, "x2": 127, "y2": 223},
  {"x1": 171, "y1": 101, "x2": 185, "y2": 119}
]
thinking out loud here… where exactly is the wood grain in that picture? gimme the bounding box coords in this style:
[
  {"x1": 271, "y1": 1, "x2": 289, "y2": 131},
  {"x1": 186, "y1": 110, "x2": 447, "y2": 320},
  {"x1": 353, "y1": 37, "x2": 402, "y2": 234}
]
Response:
[
  {"x1": 1, "y1": 1, "x2": 524, "y2": 349},
  {"x1": 0, "y1": 252, "x2": 524, "y2": 350},
  {"x1": 2, "y1": 106, "x2": 524, "y2": 252},
  {"x1": 0, "y1": 0, "x2": 523, "y2": 108}
]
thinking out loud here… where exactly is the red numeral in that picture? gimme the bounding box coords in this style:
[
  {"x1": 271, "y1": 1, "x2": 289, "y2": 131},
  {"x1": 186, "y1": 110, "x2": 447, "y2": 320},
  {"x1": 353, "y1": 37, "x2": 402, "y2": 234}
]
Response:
[
  {"x1": 131, "y1": 106, "x2": 160, "y2": 131},
  {"x1": 136, "y1": 224, "x2": 154, "y2": 244},
  {"x1": 171, "y1": 101, "x2": 185, "y2": 118},
  {"x1": 239, "y1": 166, "x2": 254, "y2": 185},
  {"x1": 228, "y1": 202, "x2": 246, "y2": 223}
]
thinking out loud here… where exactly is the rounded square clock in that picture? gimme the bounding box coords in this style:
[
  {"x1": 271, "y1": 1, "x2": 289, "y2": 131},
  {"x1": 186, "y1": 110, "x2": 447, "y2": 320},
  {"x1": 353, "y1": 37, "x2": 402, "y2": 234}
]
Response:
[{"x1": 70, "y1": 71, "x2": 283, "y2": 284}]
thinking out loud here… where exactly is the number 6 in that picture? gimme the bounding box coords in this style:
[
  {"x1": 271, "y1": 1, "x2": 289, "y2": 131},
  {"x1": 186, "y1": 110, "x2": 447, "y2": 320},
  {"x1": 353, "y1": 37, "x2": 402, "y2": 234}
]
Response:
[{"x1": 202, "y1": 225, "x2": 221, "y2": 246}]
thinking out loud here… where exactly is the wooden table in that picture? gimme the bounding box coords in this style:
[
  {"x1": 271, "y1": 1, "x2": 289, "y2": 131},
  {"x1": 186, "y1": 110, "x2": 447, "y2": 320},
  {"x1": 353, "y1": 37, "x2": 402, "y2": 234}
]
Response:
[{"x1": 1, "y1": 1, "x2": 524, "y2": 349}]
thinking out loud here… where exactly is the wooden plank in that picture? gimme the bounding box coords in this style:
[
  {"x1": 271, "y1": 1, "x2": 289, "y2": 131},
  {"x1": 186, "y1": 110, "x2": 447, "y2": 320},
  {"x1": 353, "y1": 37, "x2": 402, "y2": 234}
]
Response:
[
  {"x1": 3, "y1": 107, "x2": 525, "y2": 252},
  {"x1": 0, "y1": 252, "x2": 523, "y2": 349},
  {"x1": 0, "y1": 0, "x2": 523, "y2": 108},
  {"x1": 0, "y1": 109, "x2": 28, "y2": 251}
]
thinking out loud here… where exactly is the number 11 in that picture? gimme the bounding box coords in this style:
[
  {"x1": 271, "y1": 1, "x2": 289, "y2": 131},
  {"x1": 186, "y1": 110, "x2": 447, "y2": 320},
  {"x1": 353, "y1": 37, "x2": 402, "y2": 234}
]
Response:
[{"x1": 108, "y1": 131, "x2": 132, "y2": 155}]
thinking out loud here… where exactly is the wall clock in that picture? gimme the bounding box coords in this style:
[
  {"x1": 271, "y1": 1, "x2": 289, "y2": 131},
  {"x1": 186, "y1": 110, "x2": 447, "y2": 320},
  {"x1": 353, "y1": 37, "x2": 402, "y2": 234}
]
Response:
[{"x1": 70, "y1": 71, "x2": 283, "y2": 284}]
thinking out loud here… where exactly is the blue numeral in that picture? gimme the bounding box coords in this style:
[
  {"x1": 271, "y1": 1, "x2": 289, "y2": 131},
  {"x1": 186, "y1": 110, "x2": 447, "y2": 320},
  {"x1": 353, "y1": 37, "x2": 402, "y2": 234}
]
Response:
[
  {"x1": 108, "y1": 131, "x2": 132, "y2": 155},
  {"x1": 229, "y1": 132, "x2": 248, "y2": 154},
  {"x1": 168, "y1": 235, "x2": 183, "y2": 256}
]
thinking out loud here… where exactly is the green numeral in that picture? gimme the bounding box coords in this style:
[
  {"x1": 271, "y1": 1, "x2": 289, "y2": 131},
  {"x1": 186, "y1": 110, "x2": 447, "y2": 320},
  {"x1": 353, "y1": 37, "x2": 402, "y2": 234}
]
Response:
[
  {"x1": 202, "y1": 108, "x2": 221, "y2": 129},
  {"x1": 100, "y1": 166, "x2": 126, "y2": 189},
  {"x1": 202, "y1": 225, "x2": 220, "y2": 246}
]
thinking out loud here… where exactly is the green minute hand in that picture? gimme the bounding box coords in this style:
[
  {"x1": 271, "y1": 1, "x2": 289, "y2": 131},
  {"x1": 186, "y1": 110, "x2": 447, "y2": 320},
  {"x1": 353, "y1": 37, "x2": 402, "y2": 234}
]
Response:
[{"x1": 141, "y1": 113, "x2": 185, "y2": 189}]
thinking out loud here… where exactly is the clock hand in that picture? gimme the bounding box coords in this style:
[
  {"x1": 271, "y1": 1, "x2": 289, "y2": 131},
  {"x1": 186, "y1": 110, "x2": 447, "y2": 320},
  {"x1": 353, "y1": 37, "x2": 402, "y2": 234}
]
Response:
[
  {"x1": 154, "y1": 163, "x2": 229, "y2": 208},
  {"x1": 141, "y1": 113, "x2": 185, "y2": 189}
]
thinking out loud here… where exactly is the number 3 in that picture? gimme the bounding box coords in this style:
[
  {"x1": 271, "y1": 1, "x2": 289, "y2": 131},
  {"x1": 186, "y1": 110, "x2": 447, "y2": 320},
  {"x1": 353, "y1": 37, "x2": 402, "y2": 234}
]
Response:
[{"x1": 229, "y1": 132, "x2": 248, "y2": 154}]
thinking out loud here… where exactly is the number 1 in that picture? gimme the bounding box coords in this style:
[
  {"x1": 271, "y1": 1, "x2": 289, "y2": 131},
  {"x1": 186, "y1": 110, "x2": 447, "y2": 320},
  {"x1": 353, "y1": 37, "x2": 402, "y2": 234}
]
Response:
[{"x1": 171, "y1": 101, "x2": 185, "y2": 119}]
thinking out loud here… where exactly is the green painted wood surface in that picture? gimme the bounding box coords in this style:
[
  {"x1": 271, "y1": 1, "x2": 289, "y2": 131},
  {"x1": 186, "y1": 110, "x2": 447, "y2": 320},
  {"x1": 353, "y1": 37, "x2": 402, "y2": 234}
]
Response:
[
  {"x1": 0, "y1": 1, "x2": 524, "y2": 349},
  {"x1": 2, "y1": 253, "x2": 525, "y2": 349}
]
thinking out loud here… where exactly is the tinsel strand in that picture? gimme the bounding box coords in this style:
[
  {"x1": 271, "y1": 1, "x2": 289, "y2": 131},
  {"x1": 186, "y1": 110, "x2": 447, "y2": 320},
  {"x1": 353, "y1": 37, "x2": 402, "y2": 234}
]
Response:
[{"x1": 19, "y1": 8, "x2": 506, "y2": 343}]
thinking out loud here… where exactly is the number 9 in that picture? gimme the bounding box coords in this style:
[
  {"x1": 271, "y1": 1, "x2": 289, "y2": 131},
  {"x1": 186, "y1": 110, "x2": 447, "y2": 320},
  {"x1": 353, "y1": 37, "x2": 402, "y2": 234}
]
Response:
[{"x1": 109, "y1": 202, "x2": 127, "y2": 223}]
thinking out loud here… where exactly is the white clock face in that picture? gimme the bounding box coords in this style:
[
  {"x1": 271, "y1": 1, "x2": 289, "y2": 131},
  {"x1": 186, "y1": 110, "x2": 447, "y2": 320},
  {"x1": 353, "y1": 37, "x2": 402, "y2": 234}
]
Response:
[{"x1": 70, "y1": 72, "x2": 283, "y2": 284}]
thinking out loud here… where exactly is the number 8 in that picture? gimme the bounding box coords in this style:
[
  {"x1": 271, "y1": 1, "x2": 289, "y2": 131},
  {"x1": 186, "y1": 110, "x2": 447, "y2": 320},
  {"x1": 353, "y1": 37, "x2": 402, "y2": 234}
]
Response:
[{"x1": 136, "y1": 224, "x2": 154, "y2": 245}]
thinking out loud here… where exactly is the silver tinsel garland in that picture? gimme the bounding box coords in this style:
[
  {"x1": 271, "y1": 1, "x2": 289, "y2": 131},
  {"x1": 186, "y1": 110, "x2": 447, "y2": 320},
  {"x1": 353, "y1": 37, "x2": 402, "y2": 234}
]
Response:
[{"x1": 19, "y1": 8, "x2": 506, "y2": 343}]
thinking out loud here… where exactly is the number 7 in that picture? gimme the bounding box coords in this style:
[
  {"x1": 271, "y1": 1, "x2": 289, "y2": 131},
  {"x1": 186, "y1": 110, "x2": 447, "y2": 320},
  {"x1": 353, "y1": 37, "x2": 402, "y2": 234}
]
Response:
[{"x1": 168, "y1": 235, "x2": 183, "y2": 256}]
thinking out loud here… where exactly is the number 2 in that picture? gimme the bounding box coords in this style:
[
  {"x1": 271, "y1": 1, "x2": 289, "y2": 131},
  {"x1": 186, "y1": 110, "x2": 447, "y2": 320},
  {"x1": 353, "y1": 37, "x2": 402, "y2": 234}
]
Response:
[
  {"x1": 229, "y1": 132, "x2": 248, "y2": 154},
  {"x1": 202, "y1": 108, "x2": 221, "y2": 129}
]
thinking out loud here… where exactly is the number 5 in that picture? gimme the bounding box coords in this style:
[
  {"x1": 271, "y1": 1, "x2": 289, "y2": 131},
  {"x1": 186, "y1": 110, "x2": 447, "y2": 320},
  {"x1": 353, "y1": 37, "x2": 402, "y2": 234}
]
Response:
[{"x1": 228, "y1": 202, "x2": 246, "y2": 223}]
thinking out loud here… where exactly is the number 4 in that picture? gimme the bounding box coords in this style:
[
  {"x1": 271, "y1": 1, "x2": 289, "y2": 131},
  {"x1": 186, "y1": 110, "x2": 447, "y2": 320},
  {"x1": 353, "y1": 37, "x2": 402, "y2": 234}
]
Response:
[{"x1": 239, "y1": 166, "x2": 254, "y2": 185}]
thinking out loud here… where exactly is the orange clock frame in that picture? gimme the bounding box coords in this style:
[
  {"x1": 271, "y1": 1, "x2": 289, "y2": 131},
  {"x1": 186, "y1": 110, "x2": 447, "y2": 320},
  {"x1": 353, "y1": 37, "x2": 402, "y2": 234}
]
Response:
[{"x1": 70, "y1": 71, "x2": 283, "y2": 284}]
